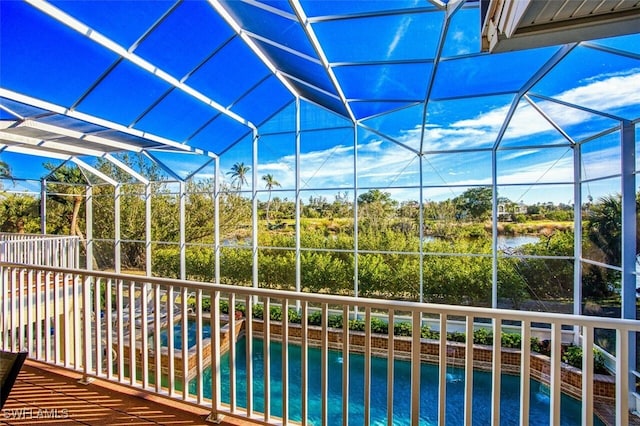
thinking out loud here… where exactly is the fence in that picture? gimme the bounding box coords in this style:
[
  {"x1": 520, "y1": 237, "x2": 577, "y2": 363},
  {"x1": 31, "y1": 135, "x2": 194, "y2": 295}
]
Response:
[
  {"x1": 0, "y1": 233, "x2": 80, "y2": 269},
  {"x1": 2, "y1": 261, "x2": 639, "y2": 425}
]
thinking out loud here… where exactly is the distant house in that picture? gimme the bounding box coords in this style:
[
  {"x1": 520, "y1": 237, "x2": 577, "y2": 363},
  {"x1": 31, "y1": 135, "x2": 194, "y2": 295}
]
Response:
[{"x1": 497, "y1": 202, "x2": 527, "y2": 218}]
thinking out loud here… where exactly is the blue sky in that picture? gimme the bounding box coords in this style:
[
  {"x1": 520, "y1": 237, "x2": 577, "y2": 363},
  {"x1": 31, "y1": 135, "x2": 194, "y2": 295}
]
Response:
[{"x1": 1, "y1": 1, "x2": 639, "y2": 206}]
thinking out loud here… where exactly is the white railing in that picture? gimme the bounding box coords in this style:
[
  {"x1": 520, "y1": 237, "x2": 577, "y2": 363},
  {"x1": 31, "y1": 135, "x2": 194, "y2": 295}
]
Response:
[
  {"x1": 0, "y1": 233, "x2": 80, "y2": 269},
  {"x1": 1, "y1": 261, "x2": 638, "y2": 426}
]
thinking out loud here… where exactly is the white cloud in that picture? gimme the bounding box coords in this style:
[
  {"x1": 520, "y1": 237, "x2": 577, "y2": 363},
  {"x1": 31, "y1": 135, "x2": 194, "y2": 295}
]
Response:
[
  {"x1": 394, "y1": 69, "x2": 636, "y2": 153},
  {"x1": 559, "y1": 69, "x2": 640, "y2": 113},
  {"x1": 217, "y1": 68, "x2": 638, "y2": 203},
  {"x1": 387, "y1": 16, "x2": 413, "y2": 59}
]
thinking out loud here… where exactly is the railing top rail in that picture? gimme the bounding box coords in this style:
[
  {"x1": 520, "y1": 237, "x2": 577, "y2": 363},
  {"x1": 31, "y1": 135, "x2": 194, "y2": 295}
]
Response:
[{"x1": 2, "y1": 261, "x2": 639, "y2": 331}]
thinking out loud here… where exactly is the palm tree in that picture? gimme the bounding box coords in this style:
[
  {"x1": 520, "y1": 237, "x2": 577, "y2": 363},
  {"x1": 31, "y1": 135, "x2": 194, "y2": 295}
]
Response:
[
  {"x1": 262, "y1": 174, "x2": 281, "y2": 223},
  {"x1": 227, "y1": 162, "x2": 251, "y2": 191},
  {"x1": 586, "y1": 194, "x2": 629, "y2": 266}
]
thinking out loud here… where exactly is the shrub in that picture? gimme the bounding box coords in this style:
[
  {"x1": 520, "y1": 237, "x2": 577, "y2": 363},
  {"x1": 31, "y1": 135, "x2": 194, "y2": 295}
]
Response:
[
  {"x1": 562, "y1": 344, "x2": 582, "y2": 368},
  {"x1": 349, "y1": 318, "x2": 366, "y2": 332},
  {"x1": 269, "y1": 305, "x2": 282, "y2": 321},
  {"x1": 370, "y1": 317, "x2": 388, "y2": 334},
  {"x1": 202, "y1": 298, "x2": 211, "y2": 312},
  {"x1": 501, "y1": 332, "x2": 521, "y2": 348},
  {"x1": 562, "y1": 344, "x2": 608, "y2": 374},
  {"x1": 328, "y1": 314, "x2": 343, "y2": 329},
  {"x1": 530, "y1": 337, "x2": 542, "y2": 353},
  {"x1": 447, "y1": 332, "x2": 466, "y2": 343},
  {"x1": 421, "y1": 325, "x2": 439, "y2": 339},
  {"x1": 473, "y1": 328, "x2": 493, "y2": 345},
  {"x1": 308, "y1": 311, "x2": 322, "y2": 326},
  {"x1": 394, "y1": 322, "x2": 412, "y2": 337},
  {"x1": 252, "y1": 304, "x2": 264, "y2": 319},
  {"x1": 288, "y1": 308, "x2": 302, "y2": 324}
]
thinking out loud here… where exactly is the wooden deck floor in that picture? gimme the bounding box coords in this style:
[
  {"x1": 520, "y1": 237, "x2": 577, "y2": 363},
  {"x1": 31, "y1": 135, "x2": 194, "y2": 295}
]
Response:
[{"x1": 1, "y1": 361, "x2": 262, "y2": 426}]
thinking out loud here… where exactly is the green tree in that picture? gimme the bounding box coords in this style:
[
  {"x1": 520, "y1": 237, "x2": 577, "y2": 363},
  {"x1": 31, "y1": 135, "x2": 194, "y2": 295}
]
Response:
[
  {"x1": 261, "y1": 173, "x2": 281, "y2": 223},
  {"x1": 424, "y1": 199, "x2": 458, "y2": 239},
  {"x1": 227, "y1": 162, "x2": 251, "y2": 191},
  {"x1": 0, "y1": 194, "x2": 40, "y2": 233},
  {"x1": 585, "y1": 194, "x2": 639, "y2": 266},
  {"x1": 497, "y1": 257, "x2": 528, "y2": 309},
  {"x1": 44, "y1": 163, "x2": 87, "y2": 239},
  {"x1": 331, "y1": 191, "x2": 352, "y2": 218},
  {"x1": 455, "y1": 187, "x2": 492, "y2": 221},
  {"x1": 516, "y1": 231, "x2": 575, "y2": 300},
  {"x1": 583, "y1": 193, "x2": 640, "y2": 299},
  {"x1": 357, "y1": 189, "x2": 397, "y2": 233}
]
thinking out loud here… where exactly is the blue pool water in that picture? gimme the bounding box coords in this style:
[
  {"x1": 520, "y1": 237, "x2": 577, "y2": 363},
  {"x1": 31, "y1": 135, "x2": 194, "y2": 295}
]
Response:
[
  {"x1": 188, "y1": 337, "x2": 604, "y2": 426},
  {"x1": 160, "y1": 321, "x2": 211, "y2": 350}
]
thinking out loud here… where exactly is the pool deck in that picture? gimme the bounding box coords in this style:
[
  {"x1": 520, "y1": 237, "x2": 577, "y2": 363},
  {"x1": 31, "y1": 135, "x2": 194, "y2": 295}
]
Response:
[{"x1": 1, "y1": 360, "x2": 261, "y2": 426}]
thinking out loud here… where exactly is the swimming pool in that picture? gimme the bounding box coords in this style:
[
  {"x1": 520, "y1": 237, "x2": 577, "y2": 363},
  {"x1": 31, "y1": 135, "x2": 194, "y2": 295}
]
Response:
[
  {"x1": 189, "y1": 337, "x2": 604, "y2": 426},
  {"x1": 160, "y1": 321, "x2": 212, "y2": 350}
]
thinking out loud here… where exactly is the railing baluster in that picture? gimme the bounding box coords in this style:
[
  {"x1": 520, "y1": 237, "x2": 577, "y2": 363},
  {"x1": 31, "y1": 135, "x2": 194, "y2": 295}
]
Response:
[
  {"x1": 82, "y1": 274, "x2": 92, "y2": 379},
  {"x1": 245, "y1": 295, "x2": 254, "y2": 417},
  {"x1": 73, "y1": 274, "x2": 82, "y2": 370},
  {"x1": 154, "y1": 283, "x2": 161, "y2": 393},
  {"x1": 141, "y1": 282, "x2": 149, "y2": 389},
  {"x1": 94, "y1": 277, "x2": 102, "y2": 376},
  {"x1": 129, "y1": 280, "x2": 136, "y2": 386},
  {"x1": 10, "y1": 268, "x2": 17, "y2": 351},
  {"x1": 491, "y1": 318, "x2": 502, "y2": 425},
  {"x1": 106, "y1": 278, "x2": 114, "y2": 379},
  {"x1": 54, "y1": 272, "x2": 62, "y2": 365},
  {"x1": 21, "y1": 270, "x2": 28, "y2": 356},
  {"x1": 229, "y1": 293, "x2": 237, "y2": 412},
  {"x1": 550, "y1": 322, "x2": 561, "y2": 426},
  {"x1": 321, "y1": 303, "x2": 328, "y2": 426},
  {"x1": 116, "y1": 278, "x2": 124, "y2": 382},
  {"x1": 411, "y1": 310, "x2": 421, "y2": 425},
  {"x1": 209, "y1": 290, "x2": 222, "y2": 422},
  {"x1": 62, "y1": 272, "x2": 70, "y2": 367},
  {"x1": 196, "y1": 289, "x2": 203, "y2": 403},
  {"x1": 301, "y1": 301, "x2": 308, "y2": 426},
  {"x1": 168, "y1": 285, "x2": 175, "y2": 395},
  {"x1": 264, "y1": 297, "x2": 271, "y2": 422},
  {"x1": 615, "y1": 328, "x2": 629, "y2": 426},
  {"x1": 181, "y1": 286, "x2": 189, "y2": 400},
  {"x1": 582, "y1": 325, "x2": 594, "y2": 426},
  {"x1": 464, "y1": 316, "x2": 474, "y2": 426},
  {"x1": 364, "y1": 306, "x2": 372, "y2": 426},
  {"x1": 44, "y1": 270, "x2": 52, "y2": 362},
  {"x1": 35, "y1": 270, "x2": 43, "y2": 360},
  {"x1": 343, "y1": 304, "x2": 351, "y2": 426},
  {"x1": 0, "y1": 264, "x2": 11, "y2": 351},
  {"x1": 1, "y1": 264, "x2": 8, "y2": 351},
  {"x1": 282, "y1": 298, "x2": 289, "y2": 424},
  {"x1": 438, "y1": 314, "x2": 447, "y2": 426},
  {"x1": 519, "y1": 320, "x2": 531, "y2": 426}
]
